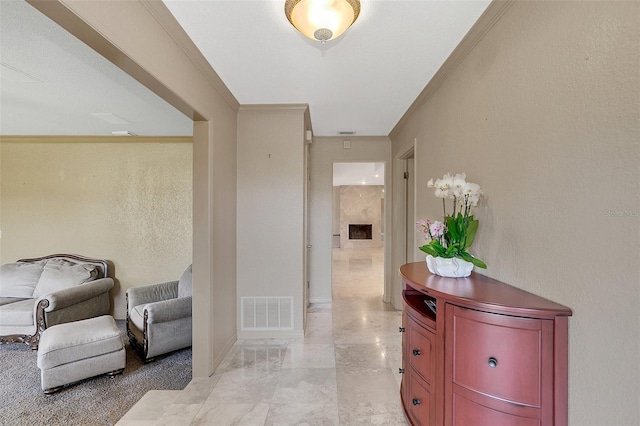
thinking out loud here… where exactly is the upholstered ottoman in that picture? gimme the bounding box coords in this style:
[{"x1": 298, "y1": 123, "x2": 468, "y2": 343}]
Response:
[{"x1": 37, "y1": 315, "x2": 125, "y2": 394}]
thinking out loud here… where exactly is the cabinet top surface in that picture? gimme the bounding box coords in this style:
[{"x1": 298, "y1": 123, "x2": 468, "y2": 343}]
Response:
[{"x1": 400, "y1": 262, "x2": 572, "y2": 317}]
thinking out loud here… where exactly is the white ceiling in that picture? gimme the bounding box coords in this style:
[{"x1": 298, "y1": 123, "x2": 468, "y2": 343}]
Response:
[
  {"x1": 333, "y1": 162, "x2": 384, "y2": 186},
  {"x1": 164, "y1": 0, "x2": 491, "y2": 136},
  {"x1": 0, "y1": 0, "x2": 193, "y2": 136},
  {"x1": 0, "y1": 0, "x2": 491, "y2": 137}
]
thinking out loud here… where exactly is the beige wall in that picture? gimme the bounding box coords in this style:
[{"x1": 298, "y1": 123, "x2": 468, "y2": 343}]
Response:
[
  {"x1": 0, "y1": 137, "x2": 192, "y2": 318},
  {"x1": 309, "y1": 137, "x2": 392, "y2": 304},
  {"x1": 390, "y1": 1, "x2": 639, "y2": 424},
  {"x1": 237, "y1": 105, "x2": 309, "y2": 338}
]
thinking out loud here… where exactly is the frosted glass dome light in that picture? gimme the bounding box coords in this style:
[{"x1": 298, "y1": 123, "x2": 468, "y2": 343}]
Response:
[{"x1": 284, "y1": 0, "x2": 361, "y2": 43}]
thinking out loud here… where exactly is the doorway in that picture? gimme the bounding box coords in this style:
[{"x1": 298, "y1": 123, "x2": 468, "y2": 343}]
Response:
[{"x1": 332, "y1": 162, "x2": 386, "y2": 298}]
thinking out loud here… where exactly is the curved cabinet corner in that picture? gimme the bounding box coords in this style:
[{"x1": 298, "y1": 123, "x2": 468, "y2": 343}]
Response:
[{"x1": 400, "y1": 262, "x2": 571, "y2": 426}]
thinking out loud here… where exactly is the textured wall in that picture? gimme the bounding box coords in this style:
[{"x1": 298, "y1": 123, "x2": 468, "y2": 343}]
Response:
[
  {"x1": 390, "y1": 1, "x2": 639, "y2": 424},
  {"x1": 0, "y1": 138, "x2": 192, "y2": 319}
]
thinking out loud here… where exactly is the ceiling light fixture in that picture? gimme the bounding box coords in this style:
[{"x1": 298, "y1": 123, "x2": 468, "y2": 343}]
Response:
[{"x1": 284, "y1": 0, "x2": 361, "y2": 43}]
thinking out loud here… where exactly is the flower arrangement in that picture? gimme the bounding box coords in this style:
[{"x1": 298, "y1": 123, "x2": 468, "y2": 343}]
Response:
[{"x1": 416, "y1": 172, "x2": 487, "y2": 269}]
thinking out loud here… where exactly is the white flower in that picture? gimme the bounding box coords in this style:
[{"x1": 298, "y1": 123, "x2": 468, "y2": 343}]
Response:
[
  {"x1": 434, "y1": 187, "x2": 449, "y2": 198},
  {"x1": 428, "y1": 173, "x2": 482, "y2": 206},
  {"x1": 461, "y1": 182, "x2": 482, "y2": 207},
  {"x1": 452, "y1": 173, "x2": 467, "y2": 191},
  {"x1": 451, "y1": 173, "x2": 467, "y2": 200},
  {"x1": 451, "y1": 173, "x2": 466, "y2": 199},
  {"x1": 439, "y1": 173, "x2": 453, "y2": 190},
  {"x1": 462, "y1": 182, "x2": 481, "y2": 197},
  {"x1": 432, "y1": 174, "x2": 454, "y2": 198}
]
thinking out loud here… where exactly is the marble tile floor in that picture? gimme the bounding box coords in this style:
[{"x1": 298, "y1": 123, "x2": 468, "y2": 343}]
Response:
[{"x1": 117, "y1": 247, "x2": 407, "y2": 425}]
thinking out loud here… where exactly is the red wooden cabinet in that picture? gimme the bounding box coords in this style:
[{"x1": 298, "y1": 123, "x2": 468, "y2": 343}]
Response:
[
  {"x1": 399, "y1": 262, "x2": 572, "y2": 426},
  {"x1": 401, "y1": 294, "x2": 436, "y2": 426}
]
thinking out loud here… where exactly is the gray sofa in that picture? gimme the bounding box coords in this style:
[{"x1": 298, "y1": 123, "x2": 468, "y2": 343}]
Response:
[
  {"x1": 126, "y1": 265, "x2": 192, "y2": 362},
  {"x1": 0, "y1": 254, "x2": 114, "y2": 349}
]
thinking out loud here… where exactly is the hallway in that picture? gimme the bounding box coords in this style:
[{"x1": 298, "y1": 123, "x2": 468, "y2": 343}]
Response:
[{"x1": 118, "y1": 248, "x2": 406, "y2": 425}]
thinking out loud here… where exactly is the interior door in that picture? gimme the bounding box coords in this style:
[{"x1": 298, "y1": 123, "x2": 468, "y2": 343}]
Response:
[
  {"x1": 405, "y1": 156, "x2": 415, "y2": 263},
  {"x1": 304, "y1": 138, "x2": 311, "y2": 312}
]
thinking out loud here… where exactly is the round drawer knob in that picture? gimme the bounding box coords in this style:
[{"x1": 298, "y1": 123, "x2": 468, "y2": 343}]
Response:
[
  {"x1": 488, "y1": 357, "x2": 498, "y2": 368},
  {"x1": 412, "y1": 398, "x2": 420, "y2": 406},
  {"x1": 412, "y1": 349, "x2": 421, "y2": 356}
]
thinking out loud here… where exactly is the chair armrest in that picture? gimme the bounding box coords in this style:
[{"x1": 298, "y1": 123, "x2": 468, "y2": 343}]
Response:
[
  {"x1": 127, "y1": 281, "x2": 179, "y2": 313},
  {"x1": 144, "y1": 296, "x2": 192, "y2": 324},
  {"x1": 40, "y1": 278, "x2": 114, "y2": 312}
]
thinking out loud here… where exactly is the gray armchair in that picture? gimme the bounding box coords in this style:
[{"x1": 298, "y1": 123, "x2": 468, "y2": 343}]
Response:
[{"x1": 126, "y1": 265, "x2": 192, "y2": 362}]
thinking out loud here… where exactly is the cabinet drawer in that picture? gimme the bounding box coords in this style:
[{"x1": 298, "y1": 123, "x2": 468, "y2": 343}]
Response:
[
  {"x1": 408, "y1": 320, "x2": 433, "y2": 384},
  {"x1": 453, "y1": 392, "x2": 540, "y2": 426},
  {"x1": 408, "y1": 373, "x2": 432, "y2": 426},
  {"x1": 451, "y1": 306, "x2": 542, "y2": 407}
]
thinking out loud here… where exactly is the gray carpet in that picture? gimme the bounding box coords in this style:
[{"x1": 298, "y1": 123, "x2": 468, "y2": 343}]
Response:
[{"x1": 0, "y1": 320, "x2": 191, "y2": 426}]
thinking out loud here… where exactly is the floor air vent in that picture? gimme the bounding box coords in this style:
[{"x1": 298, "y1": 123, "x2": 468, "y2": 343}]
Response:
[{"x1": 241, "y1": 297, "x2": 293, "y2": 330}]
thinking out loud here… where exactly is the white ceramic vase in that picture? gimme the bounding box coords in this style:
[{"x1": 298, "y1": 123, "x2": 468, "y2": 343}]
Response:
[{"x1": 425, "y1": 255, "x2": 474, "y2": 278}]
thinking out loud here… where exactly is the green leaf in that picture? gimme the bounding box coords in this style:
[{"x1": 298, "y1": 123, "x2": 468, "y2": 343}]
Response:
[
  {"x1": 419, "y1": 241, "x2": 447, "y2": 257},
  {"x1": 459, "y1": 251, "x2": 487, "y2": 269},
  {"x1": 433, "y1": 241, "x2": 448, "y2": 256},
  {"x1": 446, "y1": 216, "x2": 459, "y2": 241},
  {"x1": 445, "y1": 244, "x2": 459, "y2": 257},
  {"x1": 419, "y1": 244, "x2": 439, "y2": 257},
  {"x1": 464, "y1": 219, "x2": 479, "y2": 249},
  {"x1": 470, "y1": 257, "x2": 487, "y2": 269}
]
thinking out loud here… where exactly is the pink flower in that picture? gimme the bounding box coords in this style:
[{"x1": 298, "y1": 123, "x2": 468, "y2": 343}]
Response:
[
  {"x1": 415, "y1": 219, "x2": 432, "y2": 240},
  {"x1": 429, "y1": 221, "x2": 446, "y2": 238}
]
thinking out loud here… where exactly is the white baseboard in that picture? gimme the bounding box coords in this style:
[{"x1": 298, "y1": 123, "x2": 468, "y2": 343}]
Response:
[
  {"x1": 237, "y1": 329, "x2": 305, "y2": 340},
  {"x1": 309, "y1": 297, "x2": 332, "y2": 304},
  {"x1": 209, "y1": 332, "x2": 236, "y2": 376}
]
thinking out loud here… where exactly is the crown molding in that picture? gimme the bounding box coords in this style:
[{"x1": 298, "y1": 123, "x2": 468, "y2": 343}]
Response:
[
  {"x1": 0, "y1": 136, "x2": 192, "y2": 144},
  {"x1": 389, "y1": 0, "x2": 515, "y2": 140},
  {"x1": 239, "y1": 104, "x2": 310, "y2": 112}
]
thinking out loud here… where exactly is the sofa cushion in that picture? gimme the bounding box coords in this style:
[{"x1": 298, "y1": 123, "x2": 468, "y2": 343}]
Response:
[
  {"x1": 0, "y1": 262, "x2": 45, "y2": 298},
  {"x1": 0, "y1": 297, "x2": 28, "y2": 306},
  {"x1": 0, "y1": 298, "x2": 38, "y2": 326},
  {"x1": 177, "y1": 265, "x2": 192, "y2": 298},
  {"x1": 37, "y1": 315, "x2": 123, "y2": 370},
  {"x1": 32, "y1": 259, "x2": 98, "y2": 298}
]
